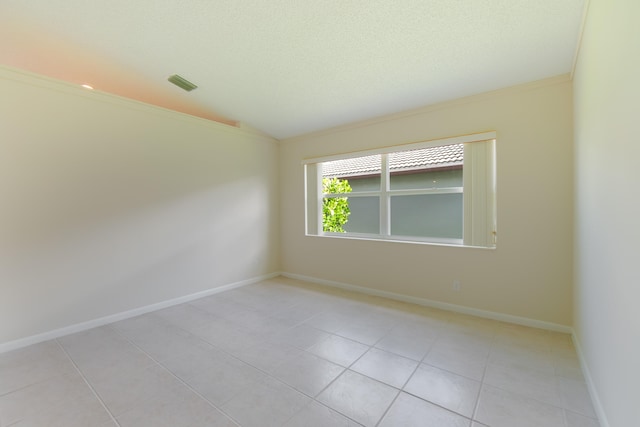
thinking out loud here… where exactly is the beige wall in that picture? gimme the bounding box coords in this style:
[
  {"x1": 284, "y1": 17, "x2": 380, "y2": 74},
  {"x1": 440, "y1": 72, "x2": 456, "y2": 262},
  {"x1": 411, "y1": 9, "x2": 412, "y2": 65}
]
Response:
[
  {"x1": 280, "y1": 77, "x2": 574, "y2": 326},
  {"x1": 573, "y1": 1, "x2": 640, "y2": 426},
  {"x1": 0, "y1": 67, "x2": 280, "y2": 346}
]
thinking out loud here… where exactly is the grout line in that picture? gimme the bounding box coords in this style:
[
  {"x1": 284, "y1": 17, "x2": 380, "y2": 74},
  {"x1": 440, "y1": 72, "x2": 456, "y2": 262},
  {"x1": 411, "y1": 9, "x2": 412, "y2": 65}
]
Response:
[
  {"x1": 399, "y1": 387, "x2": 476, "y2": 425},
  {"x1": 42, "y1": 277, "x2": 592, "y2": 427},
  {"x1": 373, "y1": 389, "x2": 401, "y2": 427},
  {"x1": 373, "y1": 358, "x2": 422, "y2": 427},
  {"x1": 470, "y1": 328, "x2": 497, "y2": 423},
  {"x1": 277, "y1": 283, "x2": 488, "y2": 425},
  {"x1": 54, "y1": 339, "x2": 122, "y2": 427},
  {"x1": 107, "y1": 326, "x2": 244, "y2": 426},
  {"x1": 107, "y1": 292, "x2": 382, "y2": 426},
  {"x1": 294, "y1": 399, "x2": 367, "y2": 427},
  {"x1": 0, "y1": 376, "x2": 53, "y2": 398}
]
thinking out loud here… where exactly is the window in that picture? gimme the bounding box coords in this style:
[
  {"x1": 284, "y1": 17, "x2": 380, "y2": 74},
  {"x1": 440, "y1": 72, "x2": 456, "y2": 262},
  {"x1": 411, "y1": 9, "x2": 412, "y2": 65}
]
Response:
[{"x1": 304, "y1": 132, "x2": 496, "y2": 248}]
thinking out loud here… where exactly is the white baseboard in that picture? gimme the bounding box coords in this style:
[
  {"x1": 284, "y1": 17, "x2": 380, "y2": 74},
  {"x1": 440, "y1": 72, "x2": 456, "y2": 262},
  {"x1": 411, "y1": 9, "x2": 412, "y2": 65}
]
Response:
[
  {"x1": 281, "y1": 272, "x2": 573, "y2": 334},
  {"x1": 571, "y1": 333, "x2": 610, "y2": 427},
  {"x1": 0, "y1": 272, "x2": 279, "y2": 354}
]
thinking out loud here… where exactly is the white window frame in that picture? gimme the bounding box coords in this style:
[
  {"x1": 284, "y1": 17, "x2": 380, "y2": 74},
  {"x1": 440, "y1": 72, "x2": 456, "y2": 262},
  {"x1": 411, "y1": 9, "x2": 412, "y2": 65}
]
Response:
[{"x1": 304, "y1": 132, "x2": 497, "y2": 248}]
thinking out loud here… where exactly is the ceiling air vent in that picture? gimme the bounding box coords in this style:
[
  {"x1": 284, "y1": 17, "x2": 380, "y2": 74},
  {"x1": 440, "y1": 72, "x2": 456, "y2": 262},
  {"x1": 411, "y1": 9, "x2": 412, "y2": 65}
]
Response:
[{"x1": 168, "y1": 74, "x2": 198, "y2": 92}]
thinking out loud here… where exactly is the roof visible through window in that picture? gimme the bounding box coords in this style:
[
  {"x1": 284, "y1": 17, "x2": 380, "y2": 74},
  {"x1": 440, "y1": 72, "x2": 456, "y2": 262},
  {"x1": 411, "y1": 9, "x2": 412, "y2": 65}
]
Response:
[{"x1": 322, "y1": 144, "x2": 463, "y2": 178}]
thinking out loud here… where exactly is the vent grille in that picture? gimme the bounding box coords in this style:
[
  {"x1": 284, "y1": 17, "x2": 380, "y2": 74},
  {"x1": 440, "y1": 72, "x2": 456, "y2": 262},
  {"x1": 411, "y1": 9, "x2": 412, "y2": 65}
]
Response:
[{"x1": 168, "y1": 74, "x2": 198, "y2": 92}]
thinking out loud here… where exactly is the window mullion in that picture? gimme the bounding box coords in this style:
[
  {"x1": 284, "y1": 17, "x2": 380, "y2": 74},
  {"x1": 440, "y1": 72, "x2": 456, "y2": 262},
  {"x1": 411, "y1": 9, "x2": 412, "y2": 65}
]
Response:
[{"x1": 380, "y1": 154, "x2": 390, "y2": 236}]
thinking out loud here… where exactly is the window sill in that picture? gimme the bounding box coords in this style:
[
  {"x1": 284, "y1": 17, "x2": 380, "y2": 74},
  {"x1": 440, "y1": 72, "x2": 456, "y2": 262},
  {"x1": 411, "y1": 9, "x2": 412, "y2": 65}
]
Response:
[{"x1": 305, "y1": 232, "x2": 496, "y2": 250}]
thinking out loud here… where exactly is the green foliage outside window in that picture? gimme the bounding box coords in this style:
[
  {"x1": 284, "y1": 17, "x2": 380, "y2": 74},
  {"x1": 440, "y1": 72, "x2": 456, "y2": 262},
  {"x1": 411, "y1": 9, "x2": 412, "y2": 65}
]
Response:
[{"x1": 322, "y1": 178, "x2": 352, "y2": 232}]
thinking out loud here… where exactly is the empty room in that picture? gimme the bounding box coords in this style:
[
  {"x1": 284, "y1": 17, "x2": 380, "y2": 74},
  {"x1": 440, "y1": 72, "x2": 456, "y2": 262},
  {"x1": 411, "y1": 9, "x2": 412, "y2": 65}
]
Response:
[{"x1": 0, "y1": 0, "x2": 637, "y2": 426}]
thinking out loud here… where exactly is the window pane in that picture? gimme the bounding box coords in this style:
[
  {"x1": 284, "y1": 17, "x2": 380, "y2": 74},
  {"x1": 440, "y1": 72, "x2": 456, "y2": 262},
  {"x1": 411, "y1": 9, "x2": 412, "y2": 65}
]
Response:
[
  {"x1": 322, "y1": 155, "x2": 381, "y2": 193},
  {"x1": 346, "y1": 175, "x2": 381, "y2": 192},
  {"x1": 390, "y1": 168, "x2": 463, "y2": 190},
  {"x1": 389, "y1": 144, "x2": 463, "y2": 190},
  {"x1": 391, "y1": 194, "x2": 462, "y2": 239},
  {"x1": 342, "y1": 196, "x2": 380, "y2": 234}
]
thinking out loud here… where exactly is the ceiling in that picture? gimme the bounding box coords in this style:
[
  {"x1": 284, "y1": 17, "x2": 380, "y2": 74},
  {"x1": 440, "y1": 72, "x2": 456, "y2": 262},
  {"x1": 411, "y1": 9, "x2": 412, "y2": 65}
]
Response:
[{"x1": 1, "y1": 0, "x2": 586, "y2": 139}]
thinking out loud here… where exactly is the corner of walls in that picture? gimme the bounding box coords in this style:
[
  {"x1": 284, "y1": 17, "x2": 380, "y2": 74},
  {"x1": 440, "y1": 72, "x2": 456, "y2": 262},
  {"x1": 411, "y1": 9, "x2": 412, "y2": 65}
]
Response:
[{"x1": 571, "y1": 332, "x2": 611, "y2": 427}]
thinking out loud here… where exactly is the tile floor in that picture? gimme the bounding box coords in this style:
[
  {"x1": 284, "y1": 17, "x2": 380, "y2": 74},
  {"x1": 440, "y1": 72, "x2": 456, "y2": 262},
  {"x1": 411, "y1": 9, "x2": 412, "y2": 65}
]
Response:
[{"x1": 0, "y1": 276, "x2": 599, "y2": 427}]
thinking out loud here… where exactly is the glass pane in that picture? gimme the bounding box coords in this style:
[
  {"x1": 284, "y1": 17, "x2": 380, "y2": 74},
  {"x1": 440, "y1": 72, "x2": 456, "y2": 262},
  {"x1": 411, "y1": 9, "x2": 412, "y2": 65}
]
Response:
[
  {"x1": 346, "y1": 175, "x2": 381, "y2": 192},
  {"x1": 342, "y1": 196, "x2": 380, "y2": 234},
  {"x1": 390, "y1": 168, "x2": 462, "y2": 190},
  {"x1": 389, "y1": 144, "x2": 463, "y2": 190},
  {"x1": 321, "y1": 155, "x2": 381, "y2": 193},
  {"x1": 391, "y1": 194, "x2": 462, "y2": 239}
]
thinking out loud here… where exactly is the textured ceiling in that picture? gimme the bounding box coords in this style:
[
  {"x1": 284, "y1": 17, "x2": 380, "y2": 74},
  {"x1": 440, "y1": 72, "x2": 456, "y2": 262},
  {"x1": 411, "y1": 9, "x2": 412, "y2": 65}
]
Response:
[{"x1": 1, "y1": 0, "x2": 586, "y2": 139}]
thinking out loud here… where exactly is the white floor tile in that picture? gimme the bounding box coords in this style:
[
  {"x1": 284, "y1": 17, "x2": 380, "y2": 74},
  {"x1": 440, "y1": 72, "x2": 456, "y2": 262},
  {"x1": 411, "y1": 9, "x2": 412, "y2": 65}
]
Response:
[
  {"x1": 271, "y1": 352, "x2": 345, "y2": 397},
  {"x1": 189, "y1": 294, "x2": 253, "y2": 318},
  {"x1": 0, "y1": 340, "x2": 76, "y2": 395},
  {"x1": 557, "y1": 377, "x2": 597, "y2": 418},
  {"x1": 268, "y1": 324, "x2": 331, "y2": 350},
  {"x1": 304, "y1": 311, "x2": 356, "y2": 333},
  {"x1": 494, "y1": 324, "x2": 554, "y2": 350},
  {"x1": 114, "y1": 316, "x2": 212, "y2": 362},
  {"x1": 307, "y1": 334, "x2": 369, "y2": 367},
  {"x1": 116, "y1": 383, "x2": 234, "y2": 427},
  {"x1": 317, "y1": 370, "x2": 398, "y2": 427},
  {"x1": 404, "y1": 363, "x2": 480, "y2": 418},
  {"x1": 446, "y1": 313, "x2": 498, "y2": 336},
  {"x1": 488, "y1": 343, "x2": 555, "y2": 375},
  {"x1": 271, "y1": 302, "x2": 327, "y2": 325},
  {"x1": 423, "y1": 339, "x2": 489, "y2": 381},
  {"x1": 191, "y1": 319, "x2": 264, "y2": 355},
  {"x1": 374, "y1": 325, "x2": 436, "y2": 361},
  {"x1": 90, "y1": 363, "x2": 182, "y2": 416},
  {"x1": 157, "y1": 340, "x2": 229, "y2": 382},
  {"x1": 0, "y1": 372, "x2": 111, "y2": 427},
  {"x1": 565, "y1": 409, "x2": 600, "y2": 427},
  {"x1": 335, "y1": 322, "x2": 392, "y2": 346},
  {"x1": 221, "y1": 376, "x2": 311, "y2": 427},
  {"x1": 283, "y1": 401, "x2": 361, "y2": 427},
  {"x1": 483, "y1": 363, "x2": 560, "y2": 406},
  {"x1": 59, "y1": 326, "x2": 156, "y2": 380},
  {"x1": 475, "y1": 384, "x2": 565, "y2": 427},
  {"x1": 235, "y1": 340, "x2": 303, "y2": 373},
  {"x1": 379, "y1": 392, "x2": 471, "y2": 427},
  {"x1": 553, "y1": 355, "x2": 584, "y2": 381},
  {"x1": 171, "y1": 352, "x2": 267, "y2": 406},
  {"x1": 351, "y1": 347, "x2": 418, "y2": 388}
]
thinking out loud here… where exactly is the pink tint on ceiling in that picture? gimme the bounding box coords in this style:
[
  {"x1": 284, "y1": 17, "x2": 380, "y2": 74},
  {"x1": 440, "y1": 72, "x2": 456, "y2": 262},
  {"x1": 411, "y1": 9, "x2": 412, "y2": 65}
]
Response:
[{"x1": 0, "y1": 17, "x2": 237, "y2": 127}]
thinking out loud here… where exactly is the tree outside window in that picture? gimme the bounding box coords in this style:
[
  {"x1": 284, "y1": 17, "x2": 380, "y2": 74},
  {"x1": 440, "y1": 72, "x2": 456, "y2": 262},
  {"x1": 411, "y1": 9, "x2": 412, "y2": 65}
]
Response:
[{"x1": 322, "y1": 178, "x2": 352, "y2": 232}]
